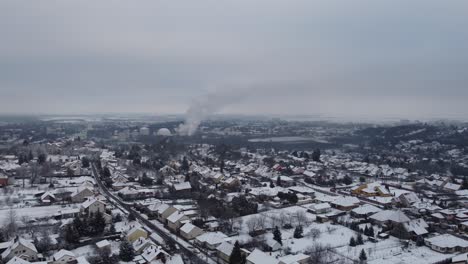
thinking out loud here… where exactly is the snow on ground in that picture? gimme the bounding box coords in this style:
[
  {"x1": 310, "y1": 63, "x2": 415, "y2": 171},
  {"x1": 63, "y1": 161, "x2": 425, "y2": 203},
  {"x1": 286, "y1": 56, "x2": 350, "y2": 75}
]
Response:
[
  {"x1": 271, "y1": 222, "x2": 358, "y2": 253},
  {"x1": 0, "y1": 204, "x2": 64, "y2": 224},
  {"x1": 333, "y1": 237, "x2": 454, "y2": 264}
]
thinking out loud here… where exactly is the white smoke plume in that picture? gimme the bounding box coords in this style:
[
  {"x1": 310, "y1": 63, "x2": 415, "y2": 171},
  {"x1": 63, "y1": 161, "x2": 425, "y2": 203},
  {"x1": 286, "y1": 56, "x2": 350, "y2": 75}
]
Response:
[{"x1": 177, "y1": 88, "x2": 247, "y2": 136}]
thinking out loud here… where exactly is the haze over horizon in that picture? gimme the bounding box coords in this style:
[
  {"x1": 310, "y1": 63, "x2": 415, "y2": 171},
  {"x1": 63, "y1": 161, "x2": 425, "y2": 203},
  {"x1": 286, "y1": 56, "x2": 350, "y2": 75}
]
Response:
[{"x1": 1, "y1": 0, "x2": 467, "y2": 120}]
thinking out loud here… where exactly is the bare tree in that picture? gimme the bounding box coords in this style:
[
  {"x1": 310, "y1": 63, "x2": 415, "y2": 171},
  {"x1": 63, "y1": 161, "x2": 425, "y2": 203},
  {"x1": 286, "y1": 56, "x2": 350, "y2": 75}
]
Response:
[
  {"x1": 295, "y1": 211, "x2": 307, "y2": 226},
  {"x1": 307, "y1": 243, "x2": 332, "y2": 264},
  {"x1": 256, "y1": 214, "x2": 268, "y2": 231},
  {"x1": 279, "y1": 212, "x2": 288, "y2": 227},
  {"x1": 246, "y1": 217, "x2": 258, "y2": 234},
  {"x1": 307, "y1": 228, "x2": 321, "y2": 241},
  {"x1": 6, "y1": 208, "x2": 18, "y2": 238}
]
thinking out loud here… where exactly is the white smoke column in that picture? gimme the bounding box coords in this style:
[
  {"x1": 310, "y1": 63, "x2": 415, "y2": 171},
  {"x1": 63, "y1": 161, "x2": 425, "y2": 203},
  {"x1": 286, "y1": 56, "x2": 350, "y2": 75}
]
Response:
[{"x1": 177, "y1": 88, "x2": 247, "y2": 136}]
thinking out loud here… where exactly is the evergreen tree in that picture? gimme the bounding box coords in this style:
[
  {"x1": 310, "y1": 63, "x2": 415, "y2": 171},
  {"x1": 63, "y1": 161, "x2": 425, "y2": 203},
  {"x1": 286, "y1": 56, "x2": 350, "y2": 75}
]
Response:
[
  {"x1": 462, "y1": 177, "x2": 468, "y2": 190},
  {"x1": 103, "y1": 167, "x2": 111, "y2": 177},
  {"x1": 269, "y1": 180, "x2": 275, "y2": 188},
  {"x1": 359, "y1": 249, "x2": 367, "y2": 262},
  {"x1": 119, "y1": 240, "x2": 135, "y2": 262},
  {"x1": 229, "y1": 241, "x2": 243, "y2": 264},
  {"x1": 91, "y1": 211, "x2": 106, "y2": 235},
  {"x1": 181, "y1": 156, "x2": 190, "y2": 172},
  {"x1": 18, "y1": 154, "x2": 25, "y2": 165},
  {"x1": 0, "y1": 229, "x2": 5, "y2": 242},
  {"x1": 312, "y1": 149, "x2": 321, "y2": 162},
  {"x1": 273, "y1": 226, "x2": 282, "y2": 245},
  {"x1": 293, "y1": 226, "x2": 303, "y2": 238},
  {"x1": 64, "y1": 225, "x2": 80, "y2": 244},
  {"x1": 368, "y1": 227, "x2": 375, "y2": 237},
  {"x1": 28, "y1": 150, "x2": 34, "y2": 162},
  {"x1": 343, "y1": 175, "x2": 353, "y2": 185},
  {"x1": 81, "y1": 157, "x2": 90, "y2": 168},
  {"x1": 73, "y1": 215, "x2": 85, "y2": 236},
  {"x1": 349, "y1": 237, "x2": 356, "y2": 247},
  {"x1": 128, "y1": 213, "x2": 136, "y2": 221},
  {"x1": 357, "y1": 233, "x2": 364, "y2": 245},
  {"x1": 276, "y1": 176, "x2": 282, "y2": 187},
  {"x1": 109, "y1": 223, "x2": 116, "y2": 234},
  {"x1": 364, "y1": 226, "x2": 370, "y2": 236},
  {"x1": 37, "y1": 230, "x2": 52, "y2": 253}
]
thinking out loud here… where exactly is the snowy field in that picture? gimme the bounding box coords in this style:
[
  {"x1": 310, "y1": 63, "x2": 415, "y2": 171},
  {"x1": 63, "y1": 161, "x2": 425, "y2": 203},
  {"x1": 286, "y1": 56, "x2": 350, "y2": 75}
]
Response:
[{"x1": 0, "y1": 204, "x2": 64, "y2": 224}]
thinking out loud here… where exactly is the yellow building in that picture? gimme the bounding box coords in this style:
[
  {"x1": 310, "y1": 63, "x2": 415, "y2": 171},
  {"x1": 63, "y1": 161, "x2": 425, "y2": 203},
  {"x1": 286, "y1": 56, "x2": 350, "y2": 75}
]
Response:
[{"x1": 126, "y1": 225, "x2": 148, "y2": 243}]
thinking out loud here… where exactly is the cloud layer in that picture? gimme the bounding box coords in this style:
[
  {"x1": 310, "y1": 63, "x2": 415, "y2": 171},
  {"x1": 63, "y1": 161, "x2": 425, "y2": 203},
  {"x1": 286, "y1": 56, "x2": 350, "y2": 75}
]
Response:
[{"x1": 1, "y1": 0, "x2": 467, "y2": 120}]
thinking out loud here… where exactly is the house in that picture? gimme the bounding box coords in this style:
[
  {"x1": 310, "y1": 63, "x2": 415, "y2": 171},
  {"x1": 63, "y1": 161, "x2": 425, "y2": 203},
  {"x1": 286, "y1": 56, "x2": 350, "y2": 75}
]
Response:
[
  {"x1": 277, "y1": 176, "x2": 295, "y2": 187},
  {"x1": 76, "y1": 256, "x2": 90, "y2": 264},
  {"x1": 95, "y1": 240, "x2": 111, "y2": 252},
  {"x1": 216, "y1": 242, "x2": 234, "y2": 264},
  {"x1": 425, "y1": 234, "x2": 468, "y2": 253},
  {"x1": 141, "y1": 245, "x2": 169, "y2": 263},
  {"x1": 308, "y1": 203, "x2": 331, "y2": 214},
  {"x1": 351, "y1": 204, "x2": 383, "y2": 218},
  {"x1": 398, "y1": 192, "x2": 420, "y2": 207},
  {"x1": 246, "y1": 249, "x2": 280, "y2": 264},
  {"x1": 52, "y1": 249, "x2": 76, "y2": 264},
  {"x1": 195, "y1": 232, "x2": 228, "y2": 250},
  {"x1": 132, "y1": 238, "x2": 155, "y2": 254},
  {"x1": 222, "y1": 177, "x2": 240, "y2": 188},
  {"x1": 0, "y1": 172, "x2": 9, "y2": 187},
  {"x1": 153, "y1": 204, "x2": 178, "y2": 223},
  {"x1": 180, "y1": 223, "x2": 204, "y2": 240},
  {"x1": 351, "y1": 182, "x2": 392, "y2": 197},
  {"x1": 403, "y1": 219, "x2": 429, "y2": 238},
  {"x1": 167, "y1": 211, "x2": 189, "y2": 232},
  {"x1": 126, "y1": 225, "x2": 148, "y2": 243},
  {"x1": 1, "y1": 237, "x2": 38, "y2": 262},
  {"x1": 165, "y1": 255, "x2": 184, "y2": 264},
  {"x1": 443, "y1": 182, "x2": 461, "y2": 193},
  {"x1": 265, "y1": 238, "x2": 282, "y2": 252},
  {"x1": 452, "y1": 253, "x2": 468, "y2": 264},
  {"x1": 6, "y1": 257, "x2": 31, "y2": 264},
  {"x1": 279, "y1": 253, "x2": 310, "y2": 264},
  {"x1": 80, "y1": 198, "x2": 106, "y2": 215},
  {"x1": 172, "y1": 182, "x2": 192, "y2": 193},
  {"x1": 71, "y1": 185, "x2": 94, "y2": 203},
  {"x1": 40, "y1": 192, "x2": 56, "y2": 204},
  {"x1": 370, "y1": 210, "x2": 410, "y2": 226},
  {"x1": 288, "y1": 186, "x2": 315, "y2": 198},
  {"x1": 331, "y1": 197, "x2": 360, "y2": 211}
]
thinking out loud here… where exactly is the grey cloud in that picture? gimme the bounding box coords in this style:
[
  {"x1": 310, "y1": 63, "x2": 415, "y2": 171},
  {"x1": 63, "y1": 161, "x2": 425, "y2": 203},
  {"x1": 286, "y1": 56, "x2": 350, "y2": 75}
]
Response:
[{"x1": 0, "y1": 0, "x2": 467, "y2": 119}]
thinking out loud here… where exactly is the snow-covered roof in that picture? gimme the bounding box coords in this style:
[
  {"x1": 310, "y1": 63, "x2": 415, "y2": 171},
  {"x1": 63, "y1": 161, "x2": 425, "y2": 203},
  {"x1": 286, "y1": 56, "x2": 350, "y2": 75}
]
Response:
[
  {"x1": 196, "y1": 232, "x2": 228, "y2": 246},
  {"x1": 426, "y1": 234, "x2": 468, "y2": 249},
  {"x1": 53, "y1": 249, "x2": 75, "y2": 261},
  {"x1": 370, "y1": 210, "x2": 410, "y2": 223},
  {"x1": 1, "y1": 238, "x2": 37, "y2": 260},
  {"x1": 173, "y1": 182, "x2": 192, "y2": 191},
  {"x1": 76, "y1": 256, "x2": 90, "y2": 264},
  {"x1": 403, "y1": 219, "x2": 428, "y2": 236},
  {"x1": 167, "y1": 211, "x2": 187, "y2": 223},
  {"x1": 81, "y1": 198, "x2": 105, "y2": 209},
  {"x1": 279, "y1": 253, "x2": 309, "y2": 264},
  {"x1": 246, "y1": 249, "x2": 280, "y2": 264},
  {"x1": 352, "y1": 204, "x2": 382, "y2": 215},
  {"x1": 96, "y1": 240, "x2": 111, "y2": 248},
  {"x1": 6, "y1": 257, "x2": 30, "y2": 264},
  {"x1": 166, "y1": 255, "x2": 184, "y2": 264},
  {"x1": 216, "y1": 241, "x2": 234, "y2": 256},
  {"x1": 141, "y1": 245, "x2": 168, "y2": 262},
  {"x1": 310, "y1": 203, "x2": 331, "y2": 211},
  {"x1": 180, "y1": 223, "x2": 198, "y2": 234},
  {"x1": 331, "y1": 196, "x2": 360, "y2": 207}
]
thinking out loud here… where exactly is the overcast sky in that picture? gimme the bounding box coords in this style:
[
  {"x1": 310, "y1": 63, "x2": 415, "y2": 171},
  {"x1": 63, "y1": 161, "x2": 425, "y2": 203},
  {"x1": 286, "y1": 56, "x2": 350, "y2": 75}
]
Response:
[{"x1": 1, "y1": 0, "x2": 467, "y2": 120}]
